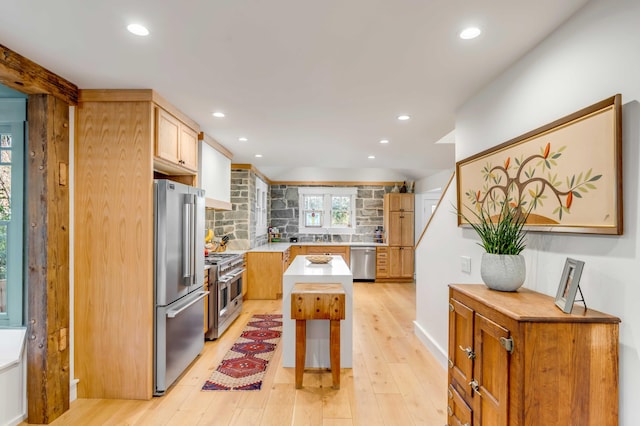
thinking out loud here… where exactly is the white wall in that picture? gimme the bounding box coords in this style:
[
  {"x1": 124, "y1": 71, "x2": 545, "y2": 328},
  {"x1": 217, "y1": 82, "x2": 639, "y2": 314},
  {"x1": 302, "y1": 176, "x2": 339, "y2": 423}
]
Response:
[{"x1": 415, "y1": 1, "x2": 640, "y2": 424}]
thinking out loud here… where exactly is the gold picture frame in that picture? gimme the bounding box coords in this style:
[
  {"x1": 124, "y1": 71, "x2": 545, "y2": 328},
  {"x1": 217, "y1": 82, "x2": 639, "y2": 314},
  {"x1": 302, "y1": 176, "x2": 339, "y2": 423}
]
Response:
[{"x1": 456, "y1": 95, "x2": 623, "y2": 235}]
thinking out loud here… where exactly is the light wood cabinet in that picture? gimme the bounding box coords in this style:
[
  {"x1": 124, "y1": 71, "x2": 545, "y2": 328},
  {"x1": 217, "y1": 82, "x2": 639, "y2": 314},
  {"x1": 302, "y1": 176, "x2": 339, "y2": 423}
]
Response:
[
  {"x1": 246, "y1": 248, "x2": 290, "y2": 299},
  {"x1": 387, "y1": 211, "x2": 414, "y2": 246},
  {"x1": 448, "y1": 284, "x2": 620, "y2": 426},
  {"x1": 154, "y1": 106, "x2": 199, "y2": 174},
  {"x1": 375, "y1": 247, "x2": 389, "y2": 279},
  {"x1": 241, "y1": 254, "x2": 248, "y2": 298},
  {"x1": 288, "y1": 245, "x2": 350, "y2": 266},
  {"x1": 386, "y1": 192, "x2": 414, "y2": 212},
  {"x1": 389, "y1": 247, "x2": 413, "y2": 279},
  {"x1": 380, "y1": 193, "x2": 414, "y2": 282},
  {"x1": 75, "y1": 89, "x2": 200, "y2": 400}
]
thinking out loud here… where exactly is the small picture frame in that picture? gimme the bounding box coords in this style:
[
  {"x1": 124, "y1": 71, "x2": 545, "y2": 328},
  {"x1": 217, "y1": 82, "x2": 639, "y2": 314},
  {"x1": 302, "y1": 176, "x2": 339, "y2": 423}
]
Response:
[{"x1": 554, "y1": 258, "x2": 585, "y2": 313}]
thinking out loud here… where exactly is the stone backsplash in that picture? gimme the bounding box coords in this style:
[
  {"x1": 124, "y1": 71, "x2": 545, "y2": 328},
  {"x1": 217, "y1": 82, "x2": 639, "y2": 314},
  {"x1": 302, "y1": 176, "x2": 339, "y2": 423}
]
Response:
[
  {"x1": 205, "y1": 168, "x2": 269, "y2": 250},
  {"x1": 206, "y1": 172, "x2": 395, "y2": 247},
  {"x1": 270, "y1": 184, "x2": 392, "y2": 243}
]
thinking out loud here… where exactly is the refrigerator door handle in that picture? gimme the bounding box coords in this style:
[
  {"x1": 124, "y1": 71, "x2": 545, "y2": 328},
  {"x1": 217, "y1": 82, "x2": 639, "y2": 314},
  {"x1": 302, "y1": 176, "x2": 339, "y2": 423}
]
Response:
[
  {"x1": 190, "y1": 197, "x2": 197, "y2": 284},
  {"x1": 183, "y1": 202, "x2": 192, "y2": 279},
  {"x1": 166, "y1": 291, "x2": 209, "y2": 318}
]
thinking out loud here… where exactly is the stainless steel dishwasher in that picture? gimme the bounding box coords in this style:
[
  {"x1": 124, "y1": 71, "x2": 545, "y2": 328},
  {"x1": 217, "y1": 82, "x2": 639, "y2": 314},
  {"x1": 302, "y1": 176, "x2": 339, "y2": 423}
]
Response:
[{"x1": 350, "y1": 246, "x2": 376, "y2": 281}]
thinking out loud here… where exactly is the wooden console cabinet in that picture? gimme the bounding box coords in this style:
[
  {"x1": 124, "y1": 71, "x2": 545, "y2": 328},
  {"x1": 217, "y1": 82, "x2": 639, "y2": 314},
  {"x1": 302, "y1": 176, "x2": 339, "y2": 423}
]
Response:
[
  {"x1": 448, "y1": 284, "x2": 620, "y2": 426},
  {"x1": 379, "y1": 193, "x2": 414, "y2": 282}
]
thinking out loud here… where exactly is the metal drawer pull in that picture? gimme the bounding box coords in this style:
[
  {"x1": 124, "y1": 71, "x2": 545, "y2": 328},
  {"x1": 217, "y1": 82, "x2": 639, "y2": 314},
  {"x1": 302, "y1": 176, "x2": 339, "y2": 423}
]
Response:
[
  {"x1": 458, "y1": 345, "x2": 475, "y2": 359},
  {"x1": 469, "y1": 379, "x2": 482, "y2": 396},
  {"x1": 447, "y1": 406, "x2": 453, "y2": 416}
]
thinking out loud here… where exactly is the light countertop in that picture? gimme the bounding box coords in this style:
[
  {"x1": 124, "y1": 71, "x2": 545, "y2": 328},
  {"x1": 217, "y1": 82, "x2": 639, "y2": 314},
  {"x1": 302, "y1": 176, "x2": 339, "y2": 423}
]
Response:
[
  {"x1": 284, "y1": 254, "x2": 353, "y2": 277},
  {"x1": 249, "y1": 241, "x2": 386, "y2": 253}
]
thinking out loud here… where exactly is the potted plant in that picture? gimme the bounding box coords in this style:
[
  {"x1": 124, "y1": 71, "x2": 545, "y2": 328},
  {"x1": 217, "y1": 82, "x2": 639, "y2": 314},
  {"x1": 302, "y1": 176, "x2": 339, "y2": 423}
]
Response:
[{"x1": 459, "y1": 201, "x2": 529, "y2": 292}]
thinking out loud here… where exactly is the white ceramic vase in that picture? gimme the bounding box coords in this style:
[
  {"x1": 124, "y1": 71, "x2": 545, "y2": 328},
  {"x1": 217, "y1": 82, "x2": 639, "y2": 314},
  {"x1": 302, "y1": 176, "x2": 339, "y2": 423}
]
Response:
[{"x1": 480, "y1": 253, "x2": 526, "y2": 292}]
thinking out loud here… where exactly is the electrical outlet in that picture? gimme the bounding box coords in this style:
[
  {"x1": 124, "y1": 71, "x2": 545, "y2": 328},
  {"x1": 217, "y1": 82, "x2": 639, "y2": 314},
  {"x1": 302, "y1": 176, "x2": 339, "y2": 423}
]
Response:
[{"x1": 461, "y1": 256, "x2": 471, "y2": 273}]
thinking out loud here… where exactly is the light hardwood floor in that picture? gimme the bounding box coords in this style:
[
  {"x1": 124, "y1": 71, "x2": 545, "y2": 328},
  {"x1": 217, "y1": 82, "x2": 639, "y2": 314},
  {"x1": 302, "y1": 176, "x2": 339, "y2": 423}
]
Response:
[{"x1": 33, "y1": 283, "x2": 447, "y2": 425}]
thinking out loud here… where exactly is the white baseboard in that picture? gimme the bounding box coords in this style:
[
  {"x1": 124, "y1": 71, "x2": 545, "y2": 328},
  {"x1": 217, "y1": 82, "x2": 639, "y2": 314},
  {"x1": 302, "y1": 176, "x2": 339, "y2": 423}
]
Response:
[
  {"x1": 413, "y1": 320, "x2": 448, "y2": 369},
  {"x1": 70, "y1": 378, "x2": 79, "y2": 402},
  {"x1": 6, "y1": 413, "x2": 26, "y2": 426}
]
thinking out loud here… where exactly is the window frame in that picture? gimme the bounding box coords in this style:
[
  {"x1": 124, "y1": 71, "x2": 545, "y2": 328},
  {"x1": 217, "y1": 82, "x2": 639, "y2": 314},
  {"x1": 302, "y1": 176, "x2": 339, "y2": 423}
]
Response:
[
  {"x1": 255, "y1": 177, "x2": 268, "y2": 237},
  {"x1": 298, "y1": 187, "x2": 357, "y2": 235}
]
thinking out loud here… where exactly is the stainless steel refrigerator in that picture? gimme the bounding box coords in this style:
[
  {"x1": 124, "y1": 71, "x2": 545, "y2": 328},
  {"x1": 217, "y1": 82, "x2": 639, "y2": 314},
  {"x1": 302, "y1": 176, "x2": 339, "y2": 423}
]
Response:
[{"x1": 154, "y1": 179, "x2": 207, "y2": 396}]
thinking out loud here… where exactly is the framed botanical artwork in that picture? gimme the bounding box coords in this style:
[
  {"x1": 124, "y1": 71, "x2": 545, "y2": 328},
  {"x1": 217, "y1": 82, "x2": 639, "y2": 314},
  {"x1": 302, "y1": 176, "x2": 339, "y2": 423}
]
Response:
[
  {"x1": 456, "y1": 94, "x2": 623, "y2": 235},
  {"x1": 554, "y1": 258, "x2": 585, "y2": 313}
]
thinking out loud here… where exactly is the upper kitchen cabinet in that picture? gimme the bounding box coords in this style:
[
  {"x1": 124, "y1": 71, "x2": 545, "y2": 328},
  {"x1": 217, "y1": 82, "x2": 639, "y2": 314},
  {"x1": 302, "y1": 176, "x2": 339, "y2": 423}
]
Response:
[
  {"x1": 155, "y1": 108, "x2": 199, "y2": 173},
  {"x1": 386, "y1": 192, "x2": 414, "y2": 212},
  {"x1": 198, "y1": 133, "x2": 232, "y2": 210}
]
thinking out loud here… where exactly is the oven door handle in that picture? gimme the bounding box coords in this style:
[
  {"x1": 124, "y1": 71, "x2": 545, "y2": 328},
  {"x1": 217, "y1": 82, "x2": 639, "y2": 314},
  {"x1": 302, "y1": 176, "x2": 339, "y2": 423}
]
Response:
[
  {"x1": 166, "y1": 291, "x2": 209, "y2": 318},
  {"x1": 219, "y1": 269, "x2": 245, "y2": 283}
]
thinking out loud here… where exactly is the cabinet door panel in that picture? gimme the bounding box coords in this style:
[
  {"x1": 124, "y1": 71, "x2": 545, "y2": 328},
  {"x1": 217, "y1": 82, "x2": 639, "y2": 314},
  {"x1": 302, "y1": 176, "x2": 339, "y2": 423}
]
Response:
[
  {"x1": 448, "y1": 384, "x2": 473, "y2": 426},
  {"x1": 156, "y1": 108, "x2": 180, "y2": 164},
  {"x1": 474, "y1": 313, "x2": 509, "y2": 426},
  {"x1": 449, "y1": 298, "x2": 474, "y2": 398},
  {"x1": 180, "y1": 126, "x2": 198, "y2": 171},
  {"x1": 400, "y1": 211, "x2": 414, "y2": 246}
]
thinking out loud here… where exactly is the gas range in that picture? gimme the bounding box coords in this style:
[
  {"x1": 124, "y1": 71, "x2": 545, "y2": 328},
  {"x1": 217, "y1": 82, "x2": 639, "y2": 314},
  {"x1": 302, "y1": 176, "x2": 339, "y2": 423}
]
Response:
[
  {"x1": 205, "y1": 252, "x2": 244, "y2": 277},
  {"x1": 204, "y1": 251, "x2": 245, "y2": 340}
]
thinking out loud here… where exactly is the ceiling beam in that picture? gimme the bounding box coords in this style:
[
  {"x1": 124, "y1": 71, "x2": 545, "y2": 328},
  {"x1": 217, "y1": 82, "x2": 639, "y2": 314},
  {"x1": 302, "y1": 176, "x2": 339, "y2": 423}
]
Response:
[{"x1": 0, "y1": 43, "x2": 78, "y2": 105}]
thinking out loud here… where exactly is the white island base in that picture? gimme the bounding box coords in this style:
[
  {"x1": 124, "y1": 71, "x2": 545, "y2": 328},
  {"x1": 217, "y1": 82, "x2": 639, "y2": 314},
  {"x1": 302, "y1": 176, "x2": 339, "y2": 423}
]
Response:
[{"x1": 282, "y1": 255, "x2": 353, "y2": 369}]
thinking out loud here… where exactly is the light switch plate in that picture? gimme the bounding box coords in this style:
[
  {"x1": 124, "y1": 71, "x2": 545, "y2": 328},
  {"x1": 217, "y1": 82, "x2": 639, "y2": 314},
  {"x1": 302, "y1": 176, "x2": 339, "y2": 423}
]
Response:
[{"x1": 461, "y1": 256, "x2": 471, "y2": 273}]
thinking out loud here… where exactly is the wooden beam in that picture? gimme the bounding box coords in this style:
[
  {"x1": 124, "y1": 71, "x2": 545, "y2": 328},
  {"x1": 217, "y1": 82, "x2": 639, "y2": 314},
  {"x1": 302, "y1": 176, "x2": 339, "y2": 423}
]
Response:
[
  {"x1": 0, "y1": 43, "x2": 78, "y2": 105},
  {"x1": 26, "y1": 94, "x2": 70, "y2": 424}
]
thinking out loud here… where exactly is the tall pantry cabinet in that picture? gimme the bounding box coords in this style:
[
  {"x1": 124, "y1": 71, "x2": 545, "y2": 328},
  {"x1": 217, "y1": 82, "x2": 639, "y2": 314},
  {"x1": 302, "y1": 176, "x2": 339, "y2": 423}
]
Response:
[
  {"x1": 378, "y1": 193, "x2": 414, "y2": 282},
  {"x1": 74, "y1": 89, "x2": 199, "y2": 400}
]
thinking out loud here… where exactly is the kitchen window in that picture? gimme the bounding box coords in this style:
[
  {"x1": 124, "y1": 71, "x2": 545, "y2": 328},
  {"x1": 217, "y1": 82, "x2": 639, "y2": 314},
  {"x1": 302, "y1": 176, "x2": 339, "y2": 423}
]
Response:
[
  {"x1": 298, "y1": 187, "x2": 356, "y2": 235},
  {"x1": 0, "y1": 98, "x2": 26, "y2": 327}
]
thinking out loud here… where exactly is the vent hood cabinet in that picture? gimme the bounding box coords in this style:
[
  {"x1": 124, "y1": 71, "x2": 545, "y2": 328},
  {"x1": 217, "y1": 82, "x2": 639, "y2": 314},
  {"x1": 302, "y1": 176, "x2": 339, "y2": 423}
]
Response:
[{"x1": 199, "y1": 133, "x2": 232, "y2": 210}]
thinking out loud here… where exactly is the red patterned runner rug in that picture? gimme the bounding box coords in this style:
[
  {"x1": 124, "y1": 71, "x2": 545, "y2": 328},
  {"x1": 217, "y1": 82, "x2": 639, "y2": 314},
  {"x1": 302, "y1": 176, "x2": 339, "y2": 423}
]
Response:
[{"x1": 202, "y1": 314, "x2": 282, "y2": 391}]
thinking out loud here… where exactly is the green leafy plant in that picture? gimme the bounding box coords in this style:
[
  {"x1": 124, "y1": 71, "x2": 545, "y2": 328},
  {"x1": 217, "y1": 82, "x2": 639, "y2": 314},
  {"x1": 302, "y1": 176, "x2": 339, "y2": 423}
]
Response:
[{"x1": 457, "y1": 202, "x2": 529, "y2": 255}]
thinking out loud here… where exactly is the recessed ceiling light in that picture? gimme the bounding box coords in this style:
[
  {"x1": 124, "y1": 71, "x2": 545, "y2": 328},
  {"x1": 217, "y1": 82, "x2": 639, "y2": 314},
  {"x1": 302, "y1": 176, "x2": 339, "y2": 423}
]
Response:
[
  {"x1": 397, "y1": 115, "x2": 410, "y2": 121},
  {"x1": 379, "y1": 139, "x2": 389, "y2": 144},
  {"x1": 127, "y1": 24, "x2": 149, "y2": 36},
  {"x1": 368, "y1": 155, "x2": 376, "y2": 159},
  {"x1": 238, "y1": 137, "x2": 248, "y2": 142},
  {"x1": 255, "y1": 154, "x2": 263, "y2": 158},
  {"x1": 212, "y1": 112, "x2": 225, "y2": 118},
  {"x1": 460, "y1": 27, "x2": 481, "y2": 40}
]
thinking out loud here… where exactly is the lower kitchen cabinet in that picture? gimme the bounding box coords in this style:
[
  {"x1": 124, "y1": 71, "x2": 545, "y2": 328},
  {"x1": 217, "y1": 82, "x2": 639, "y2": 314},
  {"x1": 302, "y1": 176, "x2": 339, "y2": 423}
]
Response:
[
  {"x1": 241, "y1": 253, "x2": 248, "y2": 298},
  {"x1": 375, "y1": 247, "x2": 389, "y2": 279},
  {"x1": 289, "y1": 245, "x2": 350, "y2": 266},
  {"x1": 246, "y1": 248, "x2": 290, "y2": 299},
  {"x1": 376, "y1": 246, "x2": 413, "y2": 282},
  {"x1": 448, "y1": 284, "x2": 620, "y2": 426}
]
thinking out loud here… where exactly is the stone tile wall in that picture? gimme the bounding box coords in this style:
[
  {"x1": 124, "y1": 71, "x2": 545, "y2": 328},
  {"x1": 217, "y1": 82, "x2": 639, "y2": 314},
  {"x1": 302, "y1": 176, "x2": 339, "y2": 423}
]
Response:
[
  {"x1": 270, "y1": 184, "x2": 392, "y2": 243},
  {"x1": 205, "y1": 168, "x2": 268, "y2": 250}
]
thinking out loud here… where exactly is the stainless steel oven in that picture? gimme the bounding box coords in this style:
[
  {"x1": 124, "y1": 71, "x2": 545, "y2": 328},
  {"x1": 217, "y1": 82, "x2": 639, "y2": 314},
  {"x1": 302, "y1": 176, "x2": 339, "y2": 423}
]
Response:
[{"x1": 205, "y1": 253, "x2": 244, "y2": 340}]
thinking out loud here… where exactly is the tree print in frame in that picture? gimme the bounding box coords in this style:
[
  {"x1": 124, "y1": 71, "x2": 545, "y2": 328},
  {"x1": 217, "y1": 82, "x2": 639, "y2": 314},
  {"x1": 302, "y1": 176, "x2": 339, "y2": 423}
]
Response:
[{"x1": 456, "y1": 94, "x2": 622, "y2": 235}]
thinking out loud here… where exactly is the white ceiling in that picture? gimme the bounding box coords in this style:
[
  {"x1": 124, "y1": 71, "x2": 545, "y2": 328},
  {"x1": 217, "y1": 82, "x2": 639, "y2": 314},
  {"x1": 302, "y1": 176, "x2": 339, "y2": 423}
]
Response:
[{"x1": 0, "y1": 0, "x2": 589, "y2": 181}]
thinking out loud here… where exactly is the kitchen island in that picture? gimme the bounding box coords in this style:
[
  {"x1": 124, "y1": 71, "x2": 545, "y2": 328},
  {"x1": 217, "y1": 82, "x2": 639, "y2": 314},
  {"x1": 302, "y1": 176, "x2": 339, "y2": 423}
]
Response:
[{"x1": 282, "y1": 255, "x2": 353, "y2": 368}]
